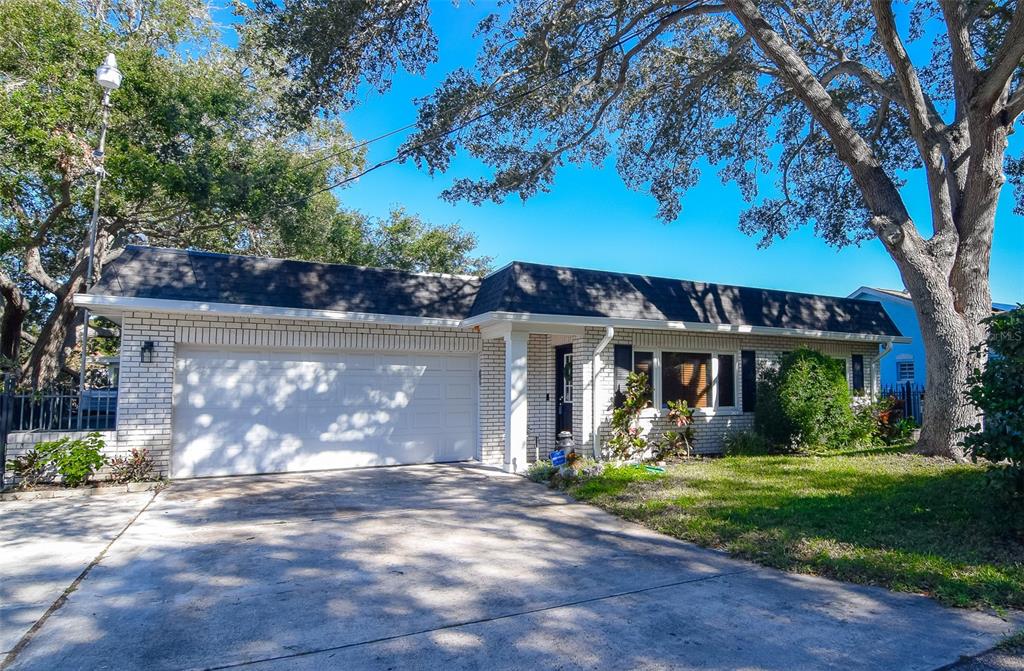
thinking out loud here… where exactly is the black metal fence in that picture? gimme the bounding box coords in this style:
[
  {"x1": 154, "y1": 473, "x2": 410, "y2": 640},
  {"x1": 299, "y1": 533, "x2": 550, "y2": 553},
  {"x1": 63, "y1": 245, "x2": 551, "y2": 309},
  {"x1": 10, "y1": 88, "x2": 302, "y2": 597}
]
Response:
[
  {"x1": 881, "y1": 382, "x2": 924, "y2": 425},
  {"x1": 0, "y1": 373, "x2": 118, "y2": 440}
]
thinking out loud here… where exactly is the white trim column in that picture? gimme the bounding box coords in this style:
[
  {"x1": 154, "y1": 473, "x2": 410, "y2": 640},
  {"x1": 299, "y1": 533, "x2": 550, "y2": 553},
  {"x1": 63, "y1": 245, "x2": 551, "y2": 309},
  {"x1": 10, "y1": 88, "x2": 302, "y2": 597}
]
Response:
[{"x1": 504, "y1": 330, "x2": 529, "y2": 472}]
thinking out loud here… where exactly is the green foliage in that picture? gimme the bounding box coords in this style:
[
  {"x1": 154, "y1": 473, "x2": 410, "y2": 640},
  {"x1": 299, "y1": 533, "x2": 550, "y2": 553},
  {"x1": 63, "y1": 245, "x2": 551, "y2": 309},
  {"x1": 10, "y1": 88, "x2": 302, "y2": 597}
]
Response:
[
  {"x1": 36, "y1": 432, "x2": 106, "y2": 487},
  {"x1": 108, "y1": 448, "x2": 156, "y2": 484},
  {"x1": 526, "y1": 460, "x2": 558, "y2": 483},
  {"x1": 0, "y1": 0, "x2": 490, "y2": 385},
  {"x1": 851, "y1": 396, "x2": 916, "y2": 446},
  {"x1": 300, "y1": 209, "x2": 491, "y2": 276},
  {"x1": 569, "y1": 454, "x2": 1024, "y2": 610},
  {"x1": 7, "y1": 433, "x2": 107, "y2": 488},
  {"x1": 654, "y1": 399, "x2": 695, "y2": 460},
  {"x1": 962, "y1": 306, "x2": 1024, "y2": 493},
  {"x1": 755, "y1": 349, "x2": 854, "y2": 451},
  {"x1": 723, "y1": 430, "x2": 771, "y2": 456},
  {"x1": 607, "y1": 371, "x2": 651, "y2": 461},
  {"x1": 5, "y1": 449, "x2": 54, "y2": 489}
]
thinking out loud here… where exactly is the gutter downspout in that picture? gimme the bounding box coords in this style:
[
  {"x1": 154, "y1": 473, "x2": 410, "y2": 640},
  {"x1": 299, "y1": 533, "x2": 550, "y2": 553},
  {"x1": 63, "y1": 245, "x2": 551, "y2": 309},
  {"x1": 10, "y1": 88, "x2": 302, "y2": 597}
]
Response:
[
  {"x1": 872, "y1": 341, "x2": 894, "y2": 398},
  {"x1": 592, "y1": 326, "x2": 615, "y2": 460}
]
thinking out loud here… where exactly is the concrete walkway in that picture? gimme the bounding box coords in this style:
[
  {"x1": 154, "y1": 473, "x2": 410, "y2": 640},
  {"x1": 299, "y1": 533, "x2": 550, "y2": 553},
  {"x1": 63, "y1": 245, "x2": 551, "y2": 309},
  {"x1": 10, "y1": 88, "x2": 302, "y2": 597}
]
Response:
[{"x1": 1, "y1": 464, "x2": 1019, "y2": 670}]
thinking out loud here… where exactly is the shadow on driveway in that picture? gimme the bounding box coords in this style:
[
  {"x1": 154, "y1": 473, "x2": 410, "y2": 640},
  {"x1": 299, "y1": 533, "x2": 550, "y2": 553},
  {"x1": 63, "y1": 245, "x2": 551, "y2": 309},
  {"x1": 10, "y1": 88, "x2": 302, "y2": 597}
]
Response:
[{"x1": 2, "y1": 464, "x2": 1020, "y2": 670}]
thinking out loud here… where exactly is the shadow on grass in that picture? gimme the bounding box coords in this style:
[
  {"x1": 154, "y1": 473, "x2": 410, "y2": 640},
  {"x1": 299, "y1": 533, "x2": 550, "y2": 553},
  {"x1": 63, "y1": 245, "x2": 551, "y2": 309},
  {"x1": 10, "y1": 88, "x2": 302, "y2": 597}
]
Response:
[{"x1": 570, "y1": 456, "x2": 1024, "y2": 609}]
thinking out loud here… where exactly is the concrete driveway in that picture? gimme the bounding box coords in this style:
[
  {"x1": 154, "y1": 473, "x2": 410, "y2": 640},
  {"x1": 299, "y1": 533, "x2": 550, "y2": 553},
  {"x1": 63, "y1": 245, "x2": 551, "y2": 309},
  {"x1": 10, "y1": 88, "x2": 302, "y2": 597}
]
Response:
[{"x1": 1, "y1": 464, "x2": 1019, "y2": 670}]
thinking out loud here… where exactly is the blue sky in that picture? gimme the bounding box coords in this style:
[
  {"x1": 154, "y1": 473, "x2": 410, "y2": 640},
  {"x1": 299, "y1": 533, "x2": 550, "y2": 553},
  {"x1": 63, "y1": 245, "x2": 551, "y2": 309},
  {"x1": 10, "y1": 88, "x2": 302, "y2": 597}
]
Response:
[{"x1": 224, "y1": 2, "x2": 1022, "y2": 302}]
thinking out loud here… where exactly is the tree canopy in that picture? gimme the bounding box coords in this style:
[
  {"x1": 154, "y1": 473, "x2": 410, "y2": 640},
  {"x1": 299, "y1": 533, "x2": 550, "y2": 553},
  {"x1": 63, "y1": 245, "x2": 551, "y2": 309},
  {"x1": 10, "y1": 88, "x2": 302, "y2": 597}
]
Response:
[{"x1": 0, "y1": 0, "x2": 489, "y2": 385}]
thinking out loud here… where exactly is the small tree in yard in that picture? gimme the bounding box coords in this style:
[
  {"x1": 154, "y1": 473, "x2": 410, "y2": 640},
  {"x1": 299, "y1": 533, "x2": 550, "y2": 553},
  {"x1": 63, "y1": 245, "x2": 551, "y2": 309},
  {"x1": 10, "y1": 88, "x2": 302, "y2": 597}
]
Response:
[
  {"x1": 962, "y1": 306, "x2": 1024, "y2": 493},
  {"x1": 608, "y1": 371, "x2": 651, "y2": 461}
]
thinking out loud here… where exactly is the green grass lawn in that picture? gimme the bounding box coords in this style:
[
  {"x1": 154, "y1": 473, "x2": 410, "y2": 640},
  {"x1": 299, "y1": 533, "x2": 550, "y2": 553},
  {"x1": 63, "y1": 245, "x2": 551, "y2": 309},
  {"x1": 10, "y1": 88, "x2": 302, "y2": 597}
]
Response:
[{"x1": 567, "y1": 449, "x2": 1024, "y2": 610}]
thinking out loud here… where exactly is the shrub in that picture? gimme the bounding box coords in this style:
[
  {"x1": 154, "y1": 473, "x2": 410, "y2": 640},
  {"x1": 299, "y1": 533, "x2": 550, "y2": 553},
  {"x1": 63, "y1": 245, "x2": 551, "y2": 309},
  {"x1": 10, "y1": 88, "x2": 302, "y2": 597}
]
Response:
[
  {"x1": 607, "y1": 371, "x2": 651, "y2": 461},
  {"x1": 5, "y1": 448, "x2": 55, "y2": 489},
  {"x1": 850, "y1": 396, "x2": 917, "y2": 445},
  {"x1": 755, "y1": 348, "x2": 854, "y2": 451},
  {"x1": 109, "y1": 449, "x2": 156, "y2": 484},
  {"x1": 961, "y1": 305, "x2": 1024, "y2": 493},
  {"x1": 527, "y1": 459, "x2": 558, "y2": 483},
  {"x1": 35, "y1": 433, "x2": 106, "y2": 487},
  {"x1": 723, "y1": 430, "x2": 771, "y2": 456}
]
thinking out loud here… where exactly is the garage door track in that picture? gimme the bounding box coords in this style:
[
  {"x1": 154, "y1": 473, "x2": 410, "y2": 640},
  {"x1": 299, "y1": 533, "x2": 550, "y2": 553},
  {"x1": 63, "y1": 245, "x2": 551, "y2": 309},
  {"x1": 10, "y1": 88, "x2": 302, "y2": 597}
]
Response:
[{"x1": 1, "y1": 465, "x2": 1019, "y2": 670}]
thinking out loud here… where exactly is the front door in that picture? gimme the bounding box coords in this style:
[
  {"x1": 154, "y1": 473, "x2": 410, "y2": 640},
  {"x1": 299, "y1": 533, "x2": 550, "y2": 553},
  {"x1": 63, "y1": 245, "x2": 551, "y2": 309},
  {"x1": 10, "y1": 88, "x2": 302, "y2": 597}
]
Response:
[{"x1": 555, "y1": 344, "x2": 573, "y2": 436}]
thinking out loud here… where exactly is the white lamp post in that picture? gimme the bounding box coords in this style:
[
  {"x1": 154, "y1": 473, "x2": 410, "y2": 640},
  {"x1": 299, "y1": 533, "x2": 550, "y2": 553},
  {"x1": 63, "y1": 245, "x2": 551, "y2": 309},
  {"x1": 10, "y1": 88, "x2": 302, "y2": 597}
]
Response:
[{"x1": 78, "y1": 53, "x2": 121, "y2": 412}]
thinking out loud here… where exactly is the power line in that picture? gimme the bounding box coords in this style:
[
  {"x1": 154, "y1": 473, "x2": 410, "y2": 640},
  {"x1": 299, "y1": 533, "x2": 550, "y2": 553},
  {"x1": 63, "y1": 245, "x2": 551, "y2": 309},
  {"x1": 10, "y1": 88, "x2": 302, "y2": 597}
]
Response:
[{"x1": 262, "y1": 7, "x2": 686, "y2": 215}]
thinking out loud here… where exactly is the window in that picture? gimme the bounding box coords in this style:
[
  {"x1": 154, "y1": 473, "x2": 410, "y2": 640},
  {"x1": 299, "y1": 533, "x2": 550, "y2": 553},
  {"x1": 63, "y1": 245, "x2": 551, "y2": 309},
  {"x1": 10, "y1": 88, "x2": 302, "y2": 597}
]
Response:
[
  {"x1": 662, "y1": 352, "x2": 711, "y2": 409},
  {"x1": 633, "y1": 351, "x2": 654, "y2": 405},
  {"x1": 562, "y1": 352, "x2": 574, "y2": 400},
  {"x1": 896, "y1": 360, "x2": 915, "y2": 382},
  {"x1": 628, "y1": 348, "x2": 739, "y2": 414},
  {"x1": 717, "y1": 354, "x2": 735, "y2": 407}
]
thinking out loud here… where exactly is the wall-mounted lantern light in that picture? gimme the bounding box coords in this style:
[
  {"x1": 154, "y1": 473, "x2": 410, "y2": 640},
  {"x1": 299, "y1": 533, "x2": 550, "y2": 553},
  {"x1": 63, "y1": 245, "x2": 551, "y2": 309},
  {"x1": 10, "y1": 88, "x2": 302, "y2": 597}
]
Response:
[{"x1": 141, "y1": 341, "x2": 155, "y2": 363}]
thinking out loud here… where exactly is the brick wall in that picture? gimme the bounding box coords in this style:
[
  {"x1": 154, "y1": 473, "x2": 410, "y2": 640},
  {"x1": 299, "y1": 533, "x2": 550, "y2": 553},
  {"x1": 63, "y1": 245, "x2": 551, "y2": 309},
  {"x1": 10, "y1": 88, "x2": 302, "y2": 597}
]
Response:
[
  {"x1": 526, "y1": 333, "x2": 554, "y2": 462},
  {"x1": 479, "y1": 338, "x2": 505, "y2": 466}
]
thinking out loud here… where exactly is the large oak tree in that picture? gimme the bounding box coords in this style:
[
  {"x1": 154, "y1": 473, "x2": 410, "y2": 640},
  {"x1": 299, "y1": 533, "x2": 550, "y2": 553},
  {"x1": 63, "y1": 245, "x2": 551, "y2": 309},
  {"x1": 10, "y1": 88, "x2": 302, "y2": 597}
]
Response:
[{"x1": 247, "y1": 0, "x2": 1024, "y2": 459}]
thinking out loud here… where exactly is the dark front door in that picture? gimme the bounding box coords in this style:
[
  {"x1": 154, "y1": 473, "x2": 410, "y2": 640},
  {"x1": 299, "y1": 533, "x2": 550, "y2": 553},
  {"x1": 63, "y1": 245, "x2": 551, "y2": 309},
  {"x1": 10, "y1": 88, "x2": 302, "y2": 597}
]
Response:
[{"x1": 555, "y1": 344, "x2": 573, "y2": 435}]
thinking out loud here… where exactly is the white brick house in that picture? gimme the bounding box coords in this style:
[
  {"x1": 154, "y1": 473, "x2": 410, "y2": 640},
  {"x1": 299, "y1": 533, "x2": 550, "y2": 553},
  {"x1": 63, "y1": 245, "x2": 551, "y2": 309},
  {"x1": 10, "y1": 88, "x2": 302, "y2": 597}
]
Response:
[{"x1": 58, "y1": 246, "x2": 905, "y2": 478}]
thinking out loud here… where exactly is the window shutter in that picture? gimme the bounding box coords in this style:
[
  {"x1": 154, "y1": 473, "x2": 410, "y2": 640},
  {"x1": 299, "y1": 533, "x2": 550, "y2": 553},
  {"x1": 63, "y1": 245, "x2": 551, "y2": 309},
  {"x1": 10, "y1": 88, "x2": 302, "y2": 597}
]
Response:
[
  {"x1": 718, "y1": 354, "x2": 736, "y2": 407},
  {"x1": 852, "y1": 354, "x2": 865, "y2": 392},
  {"x1": 613, "y1": 344, "x2": 633, "y2": 408},
  {"x1": 741, "y1": 350, "x2": 757, "y2": 412}
]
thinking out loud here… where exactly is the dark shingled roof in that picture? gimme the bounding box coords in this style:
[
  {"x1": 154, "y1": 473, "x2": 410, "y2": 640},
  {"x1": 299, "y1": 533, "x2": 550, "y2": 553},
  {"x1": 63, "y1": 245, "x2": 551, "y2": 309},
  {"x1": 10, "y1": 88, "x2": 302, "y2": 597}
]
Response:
[
  {"x1": 92, "y1": 246, "x2": 902, "y2": 337},
  {"x1": 93, "y1": 246, "x2": 482, "y2": 320},
  {"x1": 481, "y1": 262, "x2": 902, "y2": 336}
]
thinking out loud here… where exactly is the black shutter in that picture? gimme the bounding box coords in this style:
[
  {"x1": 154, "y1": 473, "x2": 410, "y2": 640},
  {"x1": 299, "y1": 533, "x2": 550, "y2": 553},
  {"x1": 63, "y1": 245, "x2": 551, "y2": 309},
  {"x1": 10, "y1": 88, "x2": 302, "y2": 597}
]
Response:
[
  {"x1": 852, "y1": 354, "x2": 865, "y2": 392},
  {"x1": 613, "y1": 344, "x2": 633, "y2": 408},
  {"x1": 741, "y1": 350, "x2": 757, "y2": 412}
]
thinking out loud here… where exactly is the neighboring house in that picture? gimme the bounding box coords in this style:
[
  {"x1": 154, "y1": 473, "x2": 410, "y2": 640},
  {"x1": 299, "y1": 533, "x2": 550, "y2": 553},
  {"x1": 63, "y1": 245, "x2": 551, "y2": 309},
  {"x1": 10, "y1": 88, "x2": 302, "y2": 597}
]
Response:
[
  {"x1": 51, "y1": 246, "x2": 903, "y2": 478},
  {"x1": 848, "y1": 286, "x2": 1014, "y2": 388}
]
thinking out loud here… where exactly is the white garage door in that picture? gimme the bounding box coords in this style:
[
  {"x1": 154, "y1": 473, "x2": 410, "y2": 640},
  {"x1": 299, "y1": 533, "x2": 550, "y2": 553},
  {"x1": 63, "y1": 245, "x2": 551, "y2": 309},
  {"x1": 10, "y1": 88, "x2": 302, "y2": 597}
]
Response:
[{"x1": 172, "y1": 347, "x2": 478, "y2": 478}]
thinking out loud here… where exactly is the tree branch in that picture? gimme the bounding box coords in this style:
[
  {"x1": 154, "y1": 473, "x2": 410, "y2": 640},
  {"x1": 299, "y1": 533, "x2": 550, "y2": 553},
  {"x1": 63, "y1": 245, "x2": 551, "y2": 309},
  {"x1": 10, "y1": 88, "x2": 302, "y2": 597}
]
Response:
[
  {"x1": 871, "y1": 0, "x2": 955, "y2": 237},
  {"x1": 1007, "y1": 86, "x2": 1024, "y2": 121},
  {"x1": 973, "y1": 1, "x2": 1024, "y2": 111},
  {"x1": 24, "y1": 247, "x2": 62, "y2": 295},
  {"x1": 818, "y1": 60, "x2": 908, "y2": 107},
  {"x1": 530, "y1": 7, "x2": 691, "y2": 183},
  {"x1": 939, "y1": 0, "x2": 980, "y2": 117},
  {"x1": 724, "y1": 0, "x2": 927, "y2": 259}
]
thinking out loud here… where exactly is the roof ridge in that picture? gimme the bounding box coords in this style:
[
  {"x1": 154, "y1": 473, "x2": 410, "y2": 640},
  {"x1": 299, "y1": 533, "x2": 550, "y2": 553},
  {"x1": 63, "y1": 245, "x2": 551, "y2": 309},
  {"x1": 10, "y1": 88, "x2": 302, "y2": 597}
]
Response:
[
  {"x1": 508, "y1": 258, "x2": 876, "y2": 306},
  {"x1": 124, "y1": 245, "x2": 483, "y2": 283}
]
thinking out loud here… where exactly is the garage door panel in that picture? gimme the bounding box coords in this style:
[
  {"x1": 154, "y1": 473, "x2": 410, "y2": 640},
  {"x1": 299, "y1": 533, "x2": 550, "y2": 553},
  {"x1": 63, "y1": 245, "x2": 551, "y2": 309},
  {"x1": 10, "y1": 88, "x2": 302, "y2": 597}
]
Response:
[{"x1": 173, "y1": 348, "x2": 477, "y2": 477}]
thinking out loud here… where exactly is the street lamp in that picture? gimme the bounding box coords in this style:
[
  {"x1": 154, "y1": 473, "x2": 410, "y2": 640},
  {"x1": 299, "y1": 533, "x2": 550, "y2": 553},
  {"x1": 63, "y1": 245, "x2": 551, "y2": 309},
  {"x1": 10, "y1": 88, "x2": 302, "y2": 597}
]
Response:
[{"x1": 78, "y1": 53, "x2": 121, "y2": 414}]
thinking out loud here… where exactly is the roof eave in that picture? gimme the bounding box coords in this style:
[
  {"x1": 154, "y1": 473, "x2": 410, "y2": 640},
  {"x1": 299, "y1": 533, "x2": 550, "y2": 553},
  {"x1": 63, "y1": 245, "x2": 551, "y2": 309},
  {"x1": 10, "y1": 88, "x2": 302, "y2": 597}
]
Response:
[
  {"x1": 75, "y1": 295, "x2": 911, "y2": 344},
  {"x1": 463, "y1": 311, "x2": 911, "y2": 344},
  {"x1": 74, "y1": 294, "x2": 465, "y2": 328}
]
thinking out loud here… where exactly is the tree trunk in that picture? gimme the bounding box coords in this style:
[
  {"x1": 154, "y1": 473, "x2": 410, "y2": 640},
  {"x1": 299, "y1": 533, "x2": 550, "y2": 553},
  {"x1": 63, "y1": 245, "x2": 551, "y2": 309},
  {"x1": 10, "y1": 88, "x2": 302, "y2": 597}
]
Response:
[
  {"x1": 0, "y1": 283, "x2": 28, "y2": 369},
  {"x1": 914, "y1": 303, "x2": 981, "y2": 461},
  {"x1": 24, "y1": 285, "x2": 82, "y2": 389}
]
